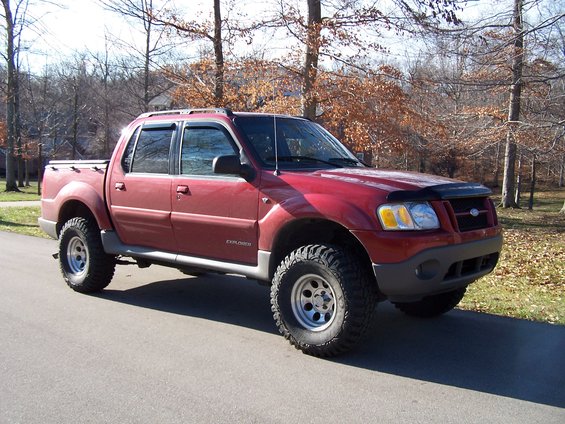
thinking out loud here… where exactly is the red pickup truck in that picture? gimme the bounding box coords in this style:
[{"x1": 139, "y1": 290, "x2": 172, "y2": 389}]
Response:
[{"x1": 40, "y1": 108, "x2": 502, "y2": 356}]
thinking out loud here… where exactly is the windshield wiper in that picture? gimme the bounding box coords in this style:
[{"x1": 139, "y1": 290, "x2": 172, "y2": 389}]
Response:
[
  {"x1": 328, "y1": 157, "x2": 362, "y2": 167},
  {"x1": 266, "y1": 155, "x2": 341, "y2": 167}
]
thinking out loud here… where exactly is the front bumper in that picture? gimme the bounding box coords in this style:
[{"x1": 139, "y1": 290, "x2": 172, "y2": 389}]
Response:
[{"x1": 373, "y1": 234, "x2": 503, "y2": 302}]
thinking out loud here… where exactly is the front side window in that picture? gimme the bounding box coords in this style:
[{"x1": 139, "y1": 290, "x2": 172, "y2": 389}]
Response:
[
  {"x1": 181, "y1": 126, "x2": 238, "y2": 176},
  {"x1": 129, "y1": 127, "x2": 174, "y2": 174}
]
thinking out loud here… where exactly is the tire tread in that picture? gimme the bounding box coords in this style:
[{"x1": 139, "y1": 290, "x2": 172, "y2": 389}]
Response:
[
  {"x1": 271, "y1": 244, "x2": 376, "y2": 357},
  {"x1": 59, "y1": 217, "x2": 115, "y2": 293}
]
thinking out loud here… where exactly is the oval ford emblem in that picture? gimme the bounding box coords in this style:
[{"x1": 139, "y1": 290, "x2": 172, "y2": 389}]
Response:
[{"x1": 470, "y1": 208, "x2": 480, "y2": 217}]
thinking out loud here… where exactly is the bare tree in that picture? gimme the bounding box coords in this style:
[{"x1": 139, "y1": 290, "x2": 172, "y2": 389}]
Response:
[
  {"x1": 500, "y1": 0, "x2": 524, "y2": 208},
  {"x1": 99, "y1": 0, "x2": 175, "y2": 112},
  {"x1": 158, "y1": 0, "x2": 229, "y2": 106},
  {"x1": 301, "y1": 0, "x2": 321, "y2": 119},
  {"x1": 273, "y1": 0, "x2": 463, "y2": 120},
  {"x1": 403, "y1": 0, "x2": 564, "y2": 189},
  {"x1": 1, "y1": 0, "x2": 24, "y2": 191}
]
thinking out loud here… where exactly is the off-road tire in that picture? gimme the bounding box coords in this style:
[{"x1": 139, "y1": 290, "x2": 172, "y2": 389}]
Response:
[
  {"x1": 271, "y1": 244, "x2": 376, "y2": 357},
  {"x1": 393, "y1": 287, "x2": 467, "y2": 318},
  {"x1": 58, "y1": 217, "x2": 116, "y2": 293}
]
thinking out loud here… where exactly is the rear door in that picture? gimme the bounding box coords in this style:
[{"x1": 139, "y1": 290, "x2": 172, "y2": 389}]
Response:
[
  {"x1": 107, "y1": 122, "x2": 177, "y2": 251},
  {"x1": 171, "y1": 122, "x2": 259, "y2": 264}
]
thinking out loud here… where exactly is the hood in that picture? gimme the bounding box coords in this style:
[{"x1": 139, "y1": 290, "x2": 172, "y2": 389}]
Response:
[{"x1": 313, "y1": 168, "x2": 460, "y2": 193}]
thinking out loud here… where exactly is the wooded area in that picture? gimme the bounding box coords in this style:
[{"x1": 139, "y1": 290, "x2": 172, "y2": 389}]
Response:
[{"x1": 1, "y1": 0, "x2": 564, "y2": 209}]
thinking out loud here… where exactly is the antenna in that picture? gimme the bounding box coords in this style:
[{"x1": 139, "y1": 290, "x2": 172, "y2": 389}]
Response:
[
  {"x1": 272, "y1": 65, "x2": 280, "y2": 176},
  {"x1": 273, "y1": 113, "x2": 280, "y2": 176}
]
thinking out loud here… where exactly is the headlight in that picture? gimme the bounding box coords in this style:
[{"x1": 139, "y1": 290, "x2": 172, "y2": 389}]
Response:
[{"x1": 377, "y1": 202, "x2": 440, "y2": 231}]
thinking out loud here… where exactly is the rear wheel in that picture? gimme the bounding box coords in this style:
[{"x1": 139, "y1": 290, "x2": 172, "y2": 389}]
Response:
[
  {"x1": 393, "y1": 287, "x2": 467, "y2": 318},
  {"x1": 59, "y1": 217, "x2": 115, "y2": 293},
  {"x1": 271, "y1": 244, "x2": 376, "y2": 357}
]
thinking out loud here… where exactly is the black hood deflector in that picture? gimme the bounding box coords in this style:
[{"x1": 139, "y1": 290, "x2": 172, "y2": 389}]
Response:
[{"x1": 387, "y1": 183, "x2": 492, "y2": 202}]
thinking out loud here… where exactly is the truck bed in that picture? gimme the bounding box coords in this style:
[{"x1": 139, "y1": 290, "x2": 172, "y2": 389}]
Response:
[{"x1": 39, "y1": 160, "x2": 110, "y2": 239}]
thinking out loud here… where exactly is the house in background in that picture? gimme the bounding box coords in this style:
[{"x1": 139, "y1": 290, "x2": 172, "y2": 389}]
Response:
[{"x1": 148, "y1": 93, "x2": 173, "y2": 111}]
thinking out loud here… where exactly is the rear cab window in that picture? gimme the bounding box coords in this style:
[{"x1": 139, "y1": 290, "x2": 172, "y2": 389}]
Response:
[{"x1": 121, "y1": 123, "x2": 176, "y2": 174}]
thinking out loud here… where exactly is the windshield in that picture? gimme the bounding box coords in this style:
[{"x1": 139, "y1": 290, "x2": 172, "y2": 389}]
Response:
[{"x1": 234, "y1": 116, "x2": 363, "y2": 169}]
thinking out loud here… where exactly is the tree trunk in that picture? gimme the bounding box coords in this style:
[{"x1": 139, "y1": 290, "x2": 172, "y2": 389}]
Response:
[
  {"x1": 38, "y1": 142, "x2": 43, "y2": 195},
  {"x1": 492, "y1": 140, "x2": 501, "y2": 187},
  {"x1": 17, "y1": 156, "x2": 24, "y2": 187},
  {"x1": 301, "y1": 0, "x2": 322, "y2": 120},
  {"x1": 213, "y1": 0, "x2": 224, "y2": 106},
  {"x1": 72, "y1": 86, "x2": 79, "y2": 160},
  {"x1": 24, "y1": 159, "x2": 29, "y2": 186},
  {"x1": 514, "y1": 152, "x2": 522, "y2": 207},
  {"x1": 143, "y1": 5, "x2": 152, "y2": 113},
  {"x1": 500, "y1": 0, "x2": 524, "y2": 208},
  {"x1": 2, "y1": 0, "x2": 20, "y2": 192},
  {"x1": 560, "y1": 200, "x2": 565, "y2": 214},
  {"x1": 16, "y1": 88, "x2": 24, "y2": 187},
  {"x1": 559, "y1": 154, "x2": 565, "y2": 187},
  {"x1": 528, "y1": 154, "x2": 536, "y2": 210}
]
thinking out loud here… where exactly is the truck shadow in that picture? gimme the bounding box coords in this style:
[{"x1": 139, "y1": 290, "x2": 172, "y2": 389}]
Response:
[{"x1": 96, "y1": 273, "x2": 565, "y2": 409}]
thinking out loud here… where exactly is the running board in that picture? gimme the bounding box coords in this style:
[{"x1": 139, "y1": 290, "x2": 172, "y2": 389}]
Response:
[{"x1": 101, "y1": 230, "x2": 271, "y2": 281}]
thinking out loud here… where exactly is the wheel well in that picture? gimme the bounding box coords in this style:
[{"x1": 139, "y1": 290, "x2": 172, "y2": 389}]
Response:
[
  {"x1": 57, "y1": 200, "x2": 97, "y2": 236},
  {"x1": 270, "y1": 218, "x2": 375, "y2": 283}
]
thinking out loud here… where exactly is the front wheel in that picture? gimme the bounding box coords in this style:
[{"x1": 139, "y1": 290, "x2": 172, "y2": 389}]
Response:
[
  {"x1": 58, "y1": 217, "x2": 116, "y2": 293},
  {"x1": 271, "y1": 244, "x2": 376, "y2": 357},
  {"x1": 392, "y1": 287, "x2": 467, "y2": 318}
]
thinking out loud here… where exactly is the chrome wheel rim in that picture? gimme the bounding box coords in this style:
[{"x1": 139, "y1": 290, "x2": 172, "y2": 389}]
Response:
[
  {"x1": 291, "y1": 274, "x2": 336, "y2": 331},
  {"x1": 66, "y1": 235, "x2": 88, "y2": 275}
]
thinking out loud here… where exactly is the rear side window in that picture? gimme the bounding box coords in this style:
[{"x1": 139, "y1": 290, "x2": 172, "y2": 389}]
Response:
[
  {"x1": 121, "y1": 127, "x2": 139, "y2": 173},
  {"x1": 123, "y1": 125, "x2": 175, "y2": 174}
]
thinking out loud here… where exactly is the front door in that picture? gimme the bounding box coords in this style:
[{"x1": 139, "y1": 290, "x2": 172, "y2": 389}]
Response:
[{"x1": 171, "y1": 122, "x2": 259, "y2": 264}]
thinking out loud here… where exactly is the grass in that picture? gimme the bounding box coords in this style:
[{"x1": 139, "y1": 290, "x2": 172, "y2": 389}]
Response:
[
  {"x1": 0, "y1": 182, "x2": 563, "y2": 325},
  {"x1": 0, "y1": 206, "x2": 46, "y2": 238},
  {"x1": 0, "y1": 178, "x2": 41, "y2": 201}
]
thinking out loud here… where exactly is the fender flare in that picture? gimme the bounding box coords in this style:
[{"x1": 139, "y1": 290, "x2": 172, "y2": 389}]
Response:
[
  {"x1": 54, "y1": 181, "x2": 112, "y2": 231},
  {"x1": 258, "y1": 193, "x2": 376, "y2": 252}
]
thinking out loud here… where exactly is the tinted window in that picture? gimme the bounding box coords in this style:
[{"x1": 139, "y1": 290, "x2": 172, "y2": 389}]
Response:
[
  {"x1": 234, "y1": 116, "x2": 361, "y2": 169},
  {"x1": 121, "y1": 127, "x2": 140, "y2": 173},
  {"x1": 130, "y1": 127, "x2": 174, "y2": 174},
  {"x1": 181, "y1": 127, "x2": 237, "y2": 175}
]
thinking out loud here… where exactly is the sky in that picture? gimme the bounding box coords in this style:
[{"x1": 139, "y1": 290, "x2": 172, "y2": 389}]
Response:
[
  {"x1": 21, "y1": 0, "x2": 259, "y2": 71},
  {"x1": 17, "y1": 0, "x2": 529, "y2": 73},
  {"x1": 24, "y1": 0, "x2": 132, "y2": 66}
]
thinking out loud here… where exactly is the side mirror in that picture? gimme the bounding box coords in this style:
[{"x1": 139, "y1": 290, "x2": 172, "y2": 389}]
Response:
[
  {"x1": 213, "y1": 155, "x2": 255, "y2": 181},
  {"x1": 213, "y1": 155, "x2": 242, "y2": 175}
]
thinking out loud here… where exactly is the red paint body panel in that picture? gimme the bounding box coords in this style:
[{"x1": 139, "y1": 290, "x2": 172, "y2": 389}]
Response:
[
  {"x1": 171, "y1": 175, "x2": 259, "y2": 264},
  {"x1": 107, "y1": 172, "x2": 175, "y2": 251},
  {"x1": 255, "y1": 169, "x2": 462, "y2": 255},
  {"x1": 40, "y1": 163, "x2": 112, "y2": 231}
]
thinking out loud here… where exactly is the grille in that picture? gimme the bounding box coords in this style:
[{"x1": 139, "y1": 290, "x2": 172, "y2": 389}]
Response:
[
  {"x1": 445, "y1": 252, "x2": 500, "y2": 280},
  {"x1": 446, "y1": 197, "x2": 491, "y2": 232}
]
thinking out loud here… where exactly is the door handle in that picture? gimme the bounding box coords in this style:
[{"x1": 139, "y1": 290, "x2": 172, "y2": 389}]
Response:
[
  {"x1": 115, "y1": 182, "x2": 125, "y2": 191},
  {"x1": 176, "y1": 185, "x2": 190, "y2": 194}
]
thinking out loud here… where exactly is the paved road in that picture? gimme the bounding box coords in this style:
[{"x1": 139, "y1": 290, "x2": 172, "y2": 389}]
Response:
[{"x1": 1, "y1": 231, "x2": 564, "y2": 423}]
